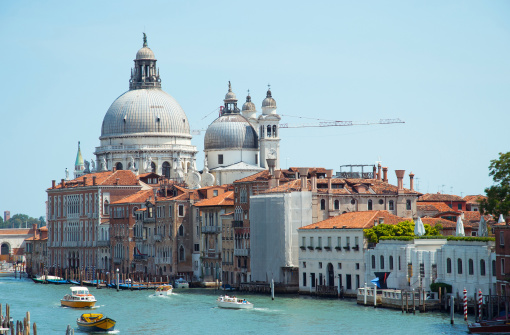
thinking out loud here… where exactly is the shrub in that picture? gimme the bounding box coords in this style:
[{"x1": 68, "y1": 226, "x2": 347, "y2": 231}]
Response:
[{"x1": 430, "y1": 282, "x2": 452, "y2": 293}]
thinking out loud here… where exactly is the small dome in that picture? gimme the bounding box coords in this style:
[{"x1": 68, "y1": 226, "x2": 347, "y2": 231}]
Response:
[
  {"x1": 204, "y1": 114, "x2": 258, "y2": 150},
  {"x1": 242, "y1": 94, "x2": 256, "y2": 112},
  {"x1": 224, "y1": 81, "x2": 237, "y2": 102},
  {"x1": 136, "y1": 47, "x2": 155, "y2": 60},
  {"x1": 262, "y1": 89, "x2": 277, "y2": 108}
]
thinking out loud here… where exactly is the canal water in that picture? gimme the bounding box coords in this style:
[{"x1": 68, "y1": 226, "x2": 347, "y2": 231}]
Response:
[{"x1": 1, "y1": 277, "x2": 470, "y2": 334}]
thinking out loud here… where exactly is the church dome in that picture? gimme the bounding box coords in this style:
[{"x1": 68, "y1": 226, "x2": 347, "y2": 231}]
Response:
[
  {"x1": 242, "y1": 94, "x2": 256, "y2": 112},
  {"x1": 262, "y1": 88, "x2": 277, "y2": 108},
  {"x1": 101, "y1": 88, "x2": 191, "y2": 138},
  {"x1": 204, "y1": 114, "x2": 258, "y2": 150},
  {"x1": 136, "y1": 47, "x2": 155, "y2": 60},
  {"x1": 224, "y1": 81, "x2": 237, "y2": 102}
]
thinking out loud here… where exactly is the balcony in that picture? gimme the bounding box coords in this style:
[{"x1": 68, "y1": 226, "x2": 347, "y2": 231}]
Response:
[
  {"x1": 335, "y1": 246, "x2": 342, "y2": 251},
  {"x1": 315, "y1": 246, "x2": 322, "y2": 251},
  {"x1": 153, "y1": 234, "x2": 162, "y2": 242},
  {"x1": 202, "y1": 250, "x2": 221, "y2": 259},
  {"x1": 352, "y1": 245, "x2": 359, "y2": 251},
  {"x1": 233, "y1": 220, "x2": 243, "y2": 228},
  {"x1": 155, "y1": 257, "x2": 171, "y2": 264},
  {"x1": 96, "y1": 240, "x2": 109, "y2": 247},
  {"x1": 324, "y1": 246, "x2": 332, "y2": 251},
  {"x1": 343, "y1": 246, "x2": 350, "y2": 251},
  {"x1": 134, "y1": 254, "x2": 148, "y2": 260},
  {"x1": 234, "y1": 248, "x2": 250, "y2": 257},
  {"x1": 300, "y1": 246, "x2": 306, "y2": 250},
  {"x1": 201, "y1": 226, "x2": 221, "y2": 234},
  {"x1": 113, "y1": 257, "x2": 122, "y2": 264},
  {"x1": 307, "y1": 246, "x2": 314, "y2": 250}
]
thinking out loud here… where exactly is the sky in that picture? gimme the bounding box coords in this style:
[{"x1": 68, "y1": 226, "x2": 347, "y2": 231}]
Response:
[{"x1": 0, "y1": 1, "x2": 509, "y2": 219}]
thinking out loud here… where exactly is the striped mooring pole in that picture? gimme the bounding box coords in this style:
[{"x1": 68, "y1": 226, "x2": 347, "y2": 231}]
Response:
[
  {"x1": 463, "y1": 288, "x2": 467, "y2": 321},
  {"x1": 478, "y1": 289, "x2": 483, "y2": 321}
]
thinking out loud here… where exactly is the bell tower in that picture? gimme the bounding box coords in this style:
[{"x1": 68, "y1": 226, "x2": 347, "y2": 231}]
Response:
[{"x1": 258, "y1": 85, "x2": 281, "y2": 169}]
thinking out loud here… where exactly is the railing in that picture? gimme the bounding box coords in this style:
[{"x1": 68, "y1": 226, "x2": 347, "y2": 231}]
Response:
[
  {"x1": 95, "y1": 144, "x2": 194, "y2": 153},
  {"x1": 202, "y1": 250, "x2": 220, "y2": 258},
  {"x1": 201, "y1": 226, "x2": 221, "y2": 234},
  {"x1": 233, "y1": 221, "x2": 243, "y2": 228},
  {"x1": 154, "y1": 257, "x2": 171, "y2": 264},
  {"x1": 134, "y1": 254, "x2": 148, "y2": 260},
  {"x1": 234, "y1": 248, "x2": 250, "y2": 257},
  {"x1": 96, "y1": 240, "x2": 109, "y2": 247}
]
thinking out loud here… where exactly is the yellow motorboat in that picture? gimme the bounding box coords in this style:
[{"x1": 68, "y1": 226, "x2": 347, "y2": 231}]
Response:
[
  {"x1": 77, "y1": 313, "x2": 116, "y2": 332},
  {"x1": 61, "y1": 286, "x2": 97, "y2": 308}
]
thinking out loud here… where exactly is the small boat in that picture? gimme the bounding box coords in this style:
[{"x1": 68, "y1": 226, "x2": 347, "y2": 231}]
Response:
[
  {"x1": 174, "y1": 278, "x2": 189, "y2": 289},
  {"x1": 32, "y1": 275, "x2": 65, "y2": 284},
  {"x1": 216, "y1": 295, "x2": 253, "y2": 309},
  {"x1": 77, "y1": 313, "x2": 116, "y2": 332},
  {"x1": 468, "y1": 319, "x2": 510, "y2": 333},
  {"x1": 155, "y1": 285, "x2": 173, "y2": 296},
  {"x1": 221, "y1": 284, "x2": 235, "y2": 291},
  {"x1": 61, "y1": 286, "x2": 97, "y2": 308}
]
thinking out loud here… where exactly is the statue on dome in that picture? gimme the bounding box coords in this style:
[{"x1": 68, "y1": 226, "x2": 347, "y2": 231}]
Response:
[
  {"x1": 65, "y1": 168, "x2": 69, "y2": 180},
  {"x1": 101, "y1": 158, "x2": 108, "y2": 171},
  {"x1": 129, "y1": 156, "x2": 137, "y2": 171},
  {"x1": 143, "y1": 33, "x2": 147, "y2": 47},
  {"x1": 144, "y1": 155, "x2": 152, "y2": 172},
  {"x1": 84, "y1": 160, "x2": 90, "y2": 173},
  {"x1": 90, "y1": 159, "x2": 96, "y2": 172}
]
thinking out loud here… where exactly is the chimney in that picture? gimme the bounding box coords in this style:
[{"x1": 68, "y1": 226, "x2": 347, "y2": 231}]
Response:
[
  {"x1": 373, "y1": 165, "x2": 377, "y2": 179},
  {"x1": 93, "y1": 176, "x2": 97, "y2": 186},
  {"x1": 409, "y1": 173, "x2": 415, "y2": 191},
  {"x1": 52, "y1": 180, "x2": 55, "y2": 189},
  {"x1": 326, "y1": 169, "x2": 333, "y2": 193},
  {"x1": 395, "y1": 170, "x2": 405, "y2": 193},
  {"x1": 377, "y1": 163, "x2": 382, "y2": 180},
  {"x1": 274, "y1": 170, "x2": 282, "y2": 187},
  {"x1": 83, "y1": 177, "x2": 87, "y2": 186},
  {"x1": 61, "y1": 179, "x2": 65, "y2": 188},
  {"x1": 311, "y1": 172, "x2": 317, "y2": 193},
  {"x1": 115, "y1": 178, "x2": 120, "y2": 185},
  {"x1": 298, "y1": 168, "x2": 309, "y2": 191},
  {"x1": 382, "y1": 167, "x2": 388, "y2": 183},
  {"x1": 266, "y1": 158, "x2": 276, "y2": 176}
]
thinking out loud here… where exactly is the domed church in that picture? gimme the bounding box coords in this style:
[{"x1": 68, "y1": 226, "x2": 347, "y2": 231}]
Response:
[
  {"x1": 94, "y1": 34, "x2": 198, "y2": 180},
  {"x1": 202, "y1": 82, "x2": 281, "y2": 185}
]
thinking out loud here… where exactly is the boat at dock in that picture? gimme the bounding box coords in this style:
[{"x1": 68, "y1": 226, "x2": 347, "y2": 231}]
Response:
[
  {"x1": 155, "y1": 285, "x2": 173, "y2": 296},
  {"x1": 76, "y1": 313, "x2": 116, "y2": 332},
  {"x1": 216, "y1": 295, "x2": 253, "y2": 309},
  {"x1": 468, "y1": 318, "x2": 510, "y2": 334},
  {"x1": 174, "y1": 278, "x2": 189, "y2": 289},
  {"x1": 32, "y1": 275, "x2": 66, "y2": 284},
  {"x1": 60, "y1": 286, "x2": 97, "y2": 308}
]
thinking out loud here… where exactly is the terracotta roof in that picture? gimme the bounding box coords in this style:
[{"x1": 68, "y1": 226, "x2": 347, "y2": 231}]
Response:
[
  {"x1": 0, "y1": 229, "x2": 31, "y2": 235},
  {"x1": 234, "y1": 169, "x2": 293, "y2": 183},
  {"x1": 299, "y1": 210, "x2": 405, "y2": 230},
  {"x1": 195, "y1": 191, "x2": 234, "y2": 207},
  {"x1": 264, "y1": 179, "x2": 306, "y2": 193},
  {"x1": 111, "y1": 189, "x2": 154, "y2": 205},
  {"x1": 421, "y1": 217, "x2": 453, "y2": 228},
  {"x1": 40, "y1": 226, "x2": 48, "y2": 231},
  {"x1": 417, "y1": 202, "x2": 455, "y2": 213},
  {"x1": 464, "y1": 195, "x2": 487, "y2": 204},
  {"x1": 419, "y1": 193, "x2": 465, "y2": 202},
  {"x1": 50, "y1": 170, "x2": 139, "y2": 190}
]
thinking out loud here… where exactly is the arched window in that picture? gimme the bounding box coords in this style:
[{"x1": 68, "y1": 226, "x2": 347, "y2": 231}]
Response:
[
  {"x1": 273, "y1": 125, "x2": 277, "y2": 137},
  {"x1": 162, "y1": 161, "x2": 171, "y2": 178},
  {"x1": 150, "y1": 162, "x2": 156, "y2": 173},
  {"x1": 447, "y1": 258, "x2": 452, "y2": 273},
  {"x1": 371, "y1": 255, "x2": 376, "y2": 269},
  {"x1": 260, "y1": 125, "x2": 264, "y2": 138},
  {"x1": 493, "y1": 260, "x2": 496, "y2": 276},
  {"x1": 389, "y1": 256, "x2": 394, "y2": 270},
  {"x1": 380, "y1": 255, "x2": 385, "y2": 269},
  {"x1": 103, "y1": 200, "x2": 109, "y2": 215},
  {"x1": 368, "y1": 200, "x2": 373, "y2": 210},
  {"x1": 0, "y1": 243, "x2": 9, "y2": 255},
  {"x1": 469, "y1": 259, "x2": 474, "y2": 275},
  {"x1": 267, "y1": 125, "x2": 272, "y2": 137},
  {"x1": 179, "y1": 245, "x2": 185, "y2": 262},
  {"x1": 480, "y1": 259, "x2": 486, "y2": 276},
  {"x1": 334, "y1": 200, "x2": 339, "y2": 210},
  {"x1": 179, "y1": 225, "x2": 184, "y2": 236},
  {"x1": 115, "y1": 162, "x2": 123, "y2": 170},
  {"x1": 389, "y1": 200, "x2": 394, "y2": 211},
  {"x1": 321, "y1": 199, "x2": 326, "y2": 210},
  {"x1": 351, "y1": 199, "x2": 356, "y2": 205},
  {"x1": 457, "y1": 258, "x2": 463, "y2": 274}
]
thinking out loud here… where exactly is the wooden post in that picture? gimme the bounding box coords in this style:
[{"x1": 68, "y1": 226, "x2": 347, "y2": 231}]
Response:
[
  {"x1": 450, "y1": 295, "x2": 455, "y2": 325},
  {"x1": 406, "y1": 291, "x2": 409, "y2": 313},
  {"x1": 444, "y1": 288, "x2": 448, "y2": 311},
  {"x1": 26, "y1": 311, "x2": 30, "y2": 335},
  {"x1": 33, "y1": 322, "x2": 37, "y2": 335},
  {"x1": 401, "y1": 290, "x2": 404, "y2": 313},
  {"x1": 422, "y1": 289, "x2": 426, "y2": 313},
  {"x1": 439, "y1": 288, "x2": 442, "y2": 311},
  {"x1": 412, "y1": 289, "x2": 415, "y2": 314},
  {"x1": 475, "y1": 292, "x2": 478, "y2": 322},
  {"x1": 418, "y1": 288, "x2": 422, "y2": 312}
]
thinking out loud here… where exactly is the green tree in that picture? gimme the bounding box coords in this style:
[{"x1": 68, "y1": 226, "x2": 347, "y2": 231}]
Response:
[
  {"x1": 480, "y1": 152, "x2": 510, "y2": 217},
  {"x1": 364, "y1": 220, "x2": 443, "y2": 243}
]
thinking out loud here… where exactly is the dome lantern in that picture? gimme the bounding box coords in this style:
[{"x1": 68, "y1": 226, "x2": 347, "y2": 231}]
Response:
[
  {"x1": 262, "y1": 84, "x2": 277, "y2": 115},
  {"x1": 222, "y1": 81, "x2": 240, "y2": 115},
  {"x1": 130, "y1": 33, "x2": 161, "y2": 90}
]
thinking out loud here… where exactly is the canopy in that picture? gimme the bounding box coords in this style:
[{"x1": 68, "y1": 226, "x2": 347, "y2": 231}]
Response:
[
  {"x1": 499, "y1": 214, "x2": 505, "y2": 224},
  {"x1": 414, "y1": 217, "x2": 426, "y2": 236},
  {"x1": 456, "y1": 216, "x2": 465, "y2": 237},
  {"x1": 478, "y1": 216, "x2": 488, "y2": 237}
]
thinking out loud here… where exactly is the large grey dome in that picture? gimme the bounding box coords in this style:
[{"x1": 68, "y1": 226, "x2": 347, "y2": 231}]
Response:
[
  {"x1": 204, "y1": 114, "x2": 258, "y2": 150},
  {"x1": 101, "y1": 88, "x2": 191, "y2": 138}
]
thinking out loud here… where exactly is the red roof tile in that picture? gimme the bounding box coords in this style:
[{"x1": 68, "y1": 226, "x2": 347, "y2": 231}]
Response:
[
  {"x1": 195, "y1": 191, "x2": 234, "y2": 207},
  {"x1": 111, "y1": 189, "x2": 154, "y2": 205},
  {"x1": 299, "y1": 210, "x2": 405, "y2": 230},
  {"x1": 419, "y1": 193, "x2": 465, "y2": 202}
]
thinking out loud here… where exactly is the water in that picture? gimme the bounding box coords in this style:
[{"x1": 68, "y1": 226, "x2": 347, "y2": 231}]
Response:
[{"x1": 0, "y1": 277, "x2": 470, "y2": 334}]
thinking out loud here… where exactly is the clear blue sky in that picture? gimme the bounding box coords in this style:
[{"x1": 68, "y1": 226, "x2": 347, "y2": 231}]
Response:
[{"x1": 1, "y1": 1, "x2": 509, "y2": 219}]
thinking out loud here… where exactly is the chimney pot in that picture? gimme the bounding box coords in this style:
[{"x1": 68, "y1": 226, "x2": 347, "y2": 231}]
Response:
[
  {"x1": 298, "y1": 168, "x2": 309, "y2": 191},
  {"x1": 395, "y1": 170, "x2": 405, "y2": 192},
  {"x1": 409, "y1": 172, "x2": 415, "y2": 191},
  {"x1": 83, "y1": 177, "x2": 87, "y2": 186},
  {"x1": 382, "y1": 167, "x2": 388, "y2": 183},
  {"x1": 52, "y1": 180, "x2": 55, "y2": 189},
  {"x1": 61, "y1": 179, "x2": 65, "y2": 188},
  {"x1": 378, "y1": 163, "x2": 382, "y2": 180},
  {"x1": 93, "y1": 176, "x2": 97, "y2": 186}
]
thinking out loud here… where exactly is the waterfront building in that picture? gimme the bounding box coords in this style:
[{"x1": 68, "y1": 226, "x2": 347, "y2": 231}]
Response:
[
  {"x1": 94, "y1": 34, "x2": 198, "y2": 179},
  {"x1": 221, "y1": 211, "x2": 235, "y2": 285},
  {"x1": 418, "y1": 193, "x2": 467, "y2": 212},
  {"x1": 24, "y1": 225, "x2": 48, "y2": 276},
  {"x1": 299, "y1": 210, "x2": 405, "y2": 296},
  {"x1": 0, "y1": 226, "x2": 40, "y2": 264},
  {"x1": 46, "y1": 170, "x2": 142, "y2": 273},
  {"x1": 194, "y1": 191, "x2": 234, "y2": 282},
  {"x1": 464, "y1": 195, "x2": 487, "y2": 212},
  {"x1": 494, "y1": 221, "x2": 510, "y2": 296}
]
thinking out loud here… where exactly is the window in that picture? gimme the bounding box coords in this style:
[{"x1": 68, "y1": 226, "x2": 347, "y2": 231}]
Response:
[
  {"x1": 480, "y1": 259, "x2": 486, "y2": 276},
  {"x1": 318, "y1": 237, "x2": 322, "y2": 248},
  {"x1": 327, "y1": 236, "x2": 331, "y2": 248},
  {"x1": 502, "y1": 258, "x2": 505, "y2": 276},
  {"x1": 356, "y1": 263, "x2": 360, "y2": 270},
  {"x1": 334, "y1": 200, "x2": 339, "y2": 210},
  {"x1": 378, "y1": 199, "x2": 384, "y2": 205},
  {"x1": 346, "y1": 236, "x2": 350, "y2": 247},
  {"x1": 267, "y1": 125, "x2": 272, "y2": 137},
  {"x1": 162, "y1": 161, "x2": 171, "y2": 178},
  {"x1": 303, "y1": 272, "x2": 307, "y2": 287},
  {"x1": 194, "y1": 244, "x2": 199, "y2": 252},
  {"x1": 273, "y1": 125, "x2": 277, "y2": 137},
  {"x1": 115, "y1": 162, "x2": 123, "y2": 170},
  {"x1": 447, "y1": 258, "x2": 452, "y2": 273},
  {"x1": 354, "y1": 236, "x2": 359, "y2": 249},
  {"x1": 168, "y1": 206, "x2": 173, "y2": 217},
  {"x1": 469, "y1": 259, "x2": 474, "y2": 275},
  {"x1": 389, "y1": 200, "x2": 394, "y2": 211},
  {"x1": 368, "y1": 200, "x2": 373, "y2": 210},
  {"x1": 103, "y1": 200, "x2": 109, "y2": 215},
  {"x1": 179, "y1": 245, "x2": 185, "y2": 262},
  {"x1": 321, "y1": 199, "x2": 326, "y2": 210},
  {"x1": 457, "y1": 258, "x2": 463, "y2": 274},
  {"x1": 458, "y1": 203, "x2": 462, "y2": 210},
  {"x1": 302, "y1": 236, "x2": 306, "y2": 247},
  {"x1": 311, "y1": 273, "x2": 316, "y2": 287},
  {"x1": 178, "y1": 205, "x2": 184, "y2": 217},
  {"x1": 309, "y1": 237, "x2": 314, "y2": 247},
  {"x1": 380, "y1": 256, "x2": 385, "y2": 269},
  {"x1": 351, "y1": 199, "x2": 356, "y2": 205},
  {"x1": 319, "y1": 262, "x2": 322, "y2": 269},
  {"x1": 179, "y1": 225, "x2": 184, "y2": 236},
  {"x1": 389, "y1": 256, "x2": 394, "y2": 270},
  {"x1": 255, "y1": 154, "x2": 258, "y2": 165},
  {"x1": 501, "y1": 232, "x2": 505, "y2": 246},
  {"x1": 218, "y1": 154, "x2": 223, "y2": 165},
  {"x1": 371, "y1": 255, "x2": 376, "y2": 269},
  {"x1": 213, "y1": 190, "x2": 218, "y2": 197},
  {"x1": 303, "y1": 262, "x2": 306, "y2": 268},
  {"x1": 337, "y1": 237, "x2": 341, "y2": 248},
  {"x1": 406, "y1": 200, "x2": 411, "y2": 210},
  {"x1": 338, "y1": 263, "x2": 342, "y2": 269},
  {"x1": 493, "y1": 260, "x2": 496, "y2": 276}
]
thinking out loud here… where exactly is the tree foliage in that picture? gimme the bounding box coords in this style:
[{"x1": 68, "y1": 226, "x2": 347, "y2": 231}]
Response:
[
  {"x1": 480, "y1": 152, "x2": 510, "y2": 217},
  {"x1": 364, "y1": 220, "x2": 443, "y2": 243},
  {"x1": 0, "y1": 213, "x2": 44, "y2": 229}
]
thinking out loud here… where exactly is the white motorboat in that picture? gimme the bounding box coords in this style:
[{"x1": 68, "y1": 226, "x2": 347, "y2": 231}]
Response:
[
  {"x1": 216, "y1": 295, "x2": 253, "y2": 309},
  {"x1": 173, "y1": 278, "x2": 189, "y2": 289},
  {"x1": 154, "y1": 285, "x2": 173, "y2": 296}
]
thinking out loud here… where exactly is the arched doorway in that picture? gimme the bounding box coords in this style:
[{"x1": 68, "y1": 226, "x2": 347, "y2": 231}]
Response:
[
  {"x1": 162, "y1": 161, "x2": 171, "y2": 178},
  {"x1": 1, "y1": 243, "x2": 10, "y2": 255},
  {"x1": 115, "y1": 162, "x2": 123, "y2": 170},
  {"x1": 327, "y1": 263, "x2": 334, "y2": 286},
  {"x1": 150, "y1": 162, "x2": 156, "y2": 173}
]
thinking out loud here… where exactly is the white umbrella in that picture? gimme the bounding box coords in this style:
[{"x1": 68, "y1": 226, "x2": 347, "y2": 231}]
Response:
[
  {"x1": 478, "y1": 215, "x2": 488, "y2": 237},
  {"x1": 456, "y1": 215, "x2": 465, "y2": 237},
  {"x1": 498, "y1": 214, "x2": 505, "y2": 224},
  {"x1": 414, "y1": 217, "x2": 426, "y2": 236}
]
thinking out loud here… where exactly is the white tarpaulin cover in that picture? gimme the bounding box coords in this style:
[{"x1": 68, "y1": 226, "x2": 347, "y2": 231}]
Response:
[
  {"x1": 414, "y1": 217, "x2": 426, "y2": 236},
  {"x1": 455, "y1": 216, "x2": 465, "y2": 237}
]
